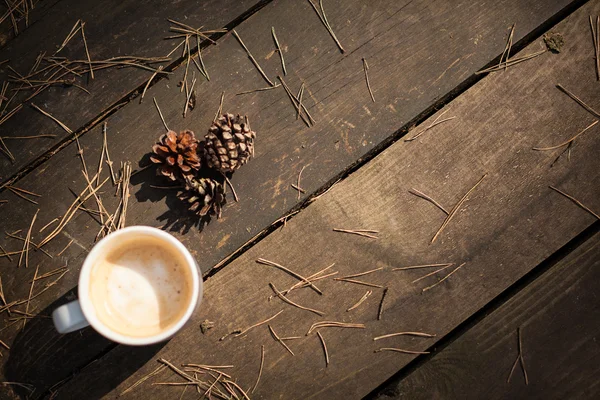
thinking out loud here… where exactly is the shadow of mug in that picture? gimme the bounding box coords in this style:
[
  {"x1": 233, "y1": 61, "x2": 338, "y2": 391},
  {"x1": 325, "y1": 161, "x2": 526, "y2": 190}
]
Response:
[{"x1": 4, "y1": 289, "x2": 167, "y2": 399}]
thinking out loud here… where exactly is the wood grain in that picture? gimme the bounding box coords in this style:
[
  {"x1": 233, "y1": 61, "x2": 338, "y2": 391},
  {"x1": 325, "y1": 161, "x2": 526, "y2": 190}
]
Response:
[
  {"x1": 371, "y1": 227, "x2": 600, "y2": 400},
  {"x1": 49, "y1": 1, "x2": 600, "y2": 398},
  {"x1": 0, "y1": 0, "x2": 263, "y2": 183},
  {"x1": 0, "y1": 0, "x2": 584, "y2": 397}
]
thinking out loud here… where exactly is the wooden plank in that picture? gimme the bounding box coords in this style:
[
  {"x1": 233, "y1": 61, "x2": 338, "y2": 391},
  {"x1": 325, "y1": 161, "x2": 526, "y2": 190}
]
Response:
[
  {"x1": 0, "y1": 0, "x2": 582, "y2": 396},
  {"x1": 49, "y1": 1, "x2": 600, "y2": 398},
  {"x1": 0, "y1": 0, "x2": 62, "y2": 49},
  {"x1": 370, "y1": 226, "x2": 600, "y2": 400},
  {"x1": 0, "y1": 0, "x2": 264, "y2": 183}
]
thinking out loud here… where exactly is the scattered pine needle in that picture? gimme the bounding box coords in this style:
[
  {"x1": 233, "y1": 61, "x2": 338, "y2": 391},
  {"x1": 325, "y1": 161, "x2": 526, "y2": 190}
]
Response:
[
  {"x1": 6, "y1": 187, "x2": 39, "y2": 204},
  {"x1": 405, "y1": 109, "x2": 456, "y2": 142},
  {"x1": 278, "y1": 263, "x2": 336, "y2": 297},
  {"x1": 153, "y1": 97, "x2": 169, "y2": 131},
  {"x1": 268, "y1": 325, "x2": 294, "y2": 355},
  {"x1": 1, "y1": 134, "x2": 56, "y2": 140},
  {"x1": 257, "y1": 258, "x2": 322, "y2": 294},
  {"x1": 141, "y1": 65, "x2": 163, "y2": 103},
  {"x1": 412, "y1": 263, "x2": 455, "y2": 284},
  {"x1": 296, "y1": 83, "x2": 304, "y2": 120},
  {"x1": 251, "y1": 345, "x2": 265, "y2": 393},
  {"x1": 332, "y1": 228, "x2": 378, "y2": 239},
  {"x1": 236, "y1": 84, "x2": 280, "y2": 96},
  {"x1": 234, "y1": 310, "x2": 283, "y2": 337},
  {"x1": 23, "y1": 264, "x2": 40, "y2": 328},
  {"x1": 499, "y1": 24, "x2": 516, "y2": 69},
  {"x1": 39, "y1": 176, "x2": 110, "y2": 247},
  {"x1": 214, "y1": 91, "x2": 225, "y2": 122},
  {"x1": 295, "y1": 165, "x2": 307, "y2": 200},
  {"x1": 316, "y1": 331, "x2": 329, "y2": 366},
  {"x1": 307, "y1": 321, "x2": 365, "y2": 335},
  {"x1": 307, "y1": 0, "x2": 345, "y2": 53},
  {"x1": 277, "y1": 75, "x2": 314, "y2": 126},
  {"x1": 222, "y1": 174, "x2": 239, "y2": 202},
  {"x1": 232, "y1": 30, "x2": 275, "y2": 87},
  {"x1": 476, "y1": 48, "x2": 547, "y2": 74},
  {"x1": 392, "y1": 263, "x2": 453, "y2": 271},
  {"x1": 590, "y1": 16, "x2": 600, "y2": 81},
  {"x1": 335, "y1": 278, "x2": 383, "y2": 288},
  {"x1": 373, "y1": 331, "x2": 436, "y2": 341},
  {"x1": 431, "y1": 174, "x2": 487, "y2": 243},
  {"x1": 56, "y1": 239, "x2": 74, "y2": 256},
  {"x1": 533, "y1": 120, "x2": 598, "y2": 152},
  {"x1": 549, "y1": 186, "x2": 599, "y2": 219},
  {"x1": 269, "y1": 282, "x2": 324, "y2": 316},
  {"x1": 556, "y1": 84, "x2": 600, "y2": 119},
  {"x1": 80, "y1": 22, "x2": 94, "y2": 79},
  {"x1": 374, "y1": 347, "x2": 430, "y2": 355},
  {"x1": 0, "y1": 382, "x2": 35, "y2": 394},
  {"x1": 339, "y1": 267, "x2": 383, "y2": 280},
  {"x1": 409, "y1": 187, "x2": 450, "y2": 215},
  {"x1": 121, "y1": 364, "x2": 167, "y2": 395},
  {"x1": 55, "y1": 20, "x2": 82, "y2": 54},
  {"x1": 377, "y1": 287, "x2": 388, "y2": 320},
  {"x1": 507, "y1": 327, "x2": 529, "y2": 385},
  {"x1": 271, "y1": 27, "x2": 287, "y2": 75},
  {"x1": 31, "y1": 103, "x2": 73, "y2": 133},
  {"x1": 346, "y1": 290, "x2": 372, "y2": 312},
  {"x1": 362, "y1": 58, "x2": 375, "y2": 102},
  {"x1": 422, "y1": 262, "x2": 466, "y2": 292},
  {"x1": 18, "y1": 209, "x2": 39, "y2": 268}
]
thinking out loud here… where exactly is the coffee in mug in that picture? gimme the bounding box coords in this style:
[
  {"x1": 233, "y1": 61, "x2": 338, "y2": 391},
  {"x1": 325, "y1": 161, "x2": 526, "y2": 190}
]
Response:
[{"x1": 52, "y1": 226, "x2": 202, "y2": 345}]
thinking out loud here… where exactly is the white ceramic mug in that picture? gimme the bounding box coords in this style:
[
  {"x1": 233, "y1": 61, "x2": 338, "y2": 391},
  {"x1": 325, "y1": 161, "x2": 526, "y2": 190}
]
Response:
[{"x1": 52, "y1": 226, "x2": 202, "y2": 345}]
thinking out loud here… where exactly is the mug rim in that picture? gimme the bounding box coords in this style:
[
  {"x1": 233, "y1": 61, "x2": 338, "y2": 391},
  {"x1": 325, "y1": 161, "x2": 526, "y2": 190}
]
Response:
[{"x1": 78, "y1": 226, "x2": 201, "y2": 345}]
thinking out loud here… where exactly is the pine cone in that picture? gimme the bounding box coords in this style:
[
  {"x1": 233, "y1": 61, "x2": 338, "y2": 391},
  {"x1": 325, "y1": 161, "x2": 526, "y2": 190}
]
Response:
[
  {"x1": 150, "y1": 130, "x2": 201, "y2": 181},
  {"x1": 178, "y1": 177, "x2": 226, "y2": 218},
  {"x1": 204, "y1": 113, "x2": 255, "y2": 173}
]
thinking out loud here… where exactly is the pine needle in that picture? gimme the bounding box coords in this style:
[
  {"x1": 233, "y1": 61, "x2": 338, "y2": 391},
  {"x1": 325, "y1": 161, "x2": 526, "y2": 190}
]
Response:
[
  {"x1": 549, "y1": 186, "x2": 599, "y2": 219},
  {"x1": 431, "y1": 174, "x2": 487, "y2": 243},
  {"x1": 374, "y1": 347, "x2": 430, "y2": 355},
  {"x1": 421, "y1": 262, "x2": 466, "y2": 292},
  {"x1": 232, "y1": 30, "x2": 275, "y2": 87},
  {"x1": 234, "y1": 310, "x2": 283, "y2": 337},
  {"x1": 251, "y1": 345, "x2": 265, "y2": 393},
  {"x1": 271, "y1": 27, "x2": 286, "y2": 75},
  {"x1": 405, "y1": 109, "x2": 456, "y2": 142},
  {"x1": 80, "y1": 22, "x2": 94, "y2": 79},
  {"x1": 346, "y1": 290, "x2": 372, "y2": 312},
  {"x1": 257, "y1": 258, "x2": 322, "y2": 294},
  {"x1": 307, "y1": 0, "x2": 345, "y2": 53},
  {"x1": 373, "y1": 331, "x2": 436, "y2": 340},
  {"x1": 533, "y1": 120, "x2": 598, "y2": 151},
  {"x1": 30, "y1": 103, "x2": 72, "y2": 133},
  {"x1": 269, "y1": 283, "x2": 324, "y2": 316},
  {"x1": 556, "y1": 84, "x2": 600, "y2": 119},
  {"x1": 153, "y1": 97, "x2": 169, "y2": 131},
  {"x1": 268, "y1": 325, "x2": 294, "y2": 356},
  {"x1": 317, "y1": 331, "x2": 329, "y2": 366},
  {"x1": 362, "y1": 58, "x2": 375, "y2": 102}
]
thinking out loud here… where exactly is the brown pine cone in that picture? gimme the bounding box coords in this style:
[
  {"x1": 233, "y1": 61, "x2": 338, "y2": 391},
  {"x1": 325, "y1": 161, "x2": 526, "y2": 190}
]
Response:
[
  {"x1": 203, "y1": 113, "x2": 255, "y2": 173},
  {"x1": 150, "y1": 130, "x2": 201, "y2": 181},
  {"x1": 178, "y1": 176, "x2": 226, "y2": 218}
]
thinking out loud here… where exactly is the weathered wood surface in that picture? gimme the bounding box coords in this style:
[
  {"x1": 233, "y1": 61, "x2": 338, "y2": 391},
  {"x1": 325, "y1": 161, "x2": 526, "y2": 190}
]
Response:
[
  {"x1": 0, "y1": 2, "x2": 581, "y2": 395},
  {"x1": 0, "y1": 0, "x2": 263, "y2": 183},
  {"x1": 48, "y1": 1, "x2": 600, "y2": 398},
  {"x1": 0, "y1": 0, "x2": 587, "y2": 397},
  {"x1": 371, "y1": 225, "x2": 600, "y2": 400}
]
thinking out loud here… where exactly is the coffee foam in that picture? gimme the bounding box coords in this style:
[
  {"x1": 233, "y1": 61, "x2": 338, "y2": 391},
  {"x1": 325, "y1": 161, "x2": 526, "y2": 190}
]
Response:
[{"x1": 89, "y1": 236, "x2": 192, "y2": 338}]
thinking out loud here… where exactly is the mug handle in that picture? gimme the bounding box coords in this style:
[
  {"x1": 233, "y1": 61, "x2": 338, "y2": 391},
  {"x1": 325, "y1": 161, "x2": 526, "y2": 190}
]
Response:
[{"x1": 52, "y1": 300, "x2": 90, "y2": 334}]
